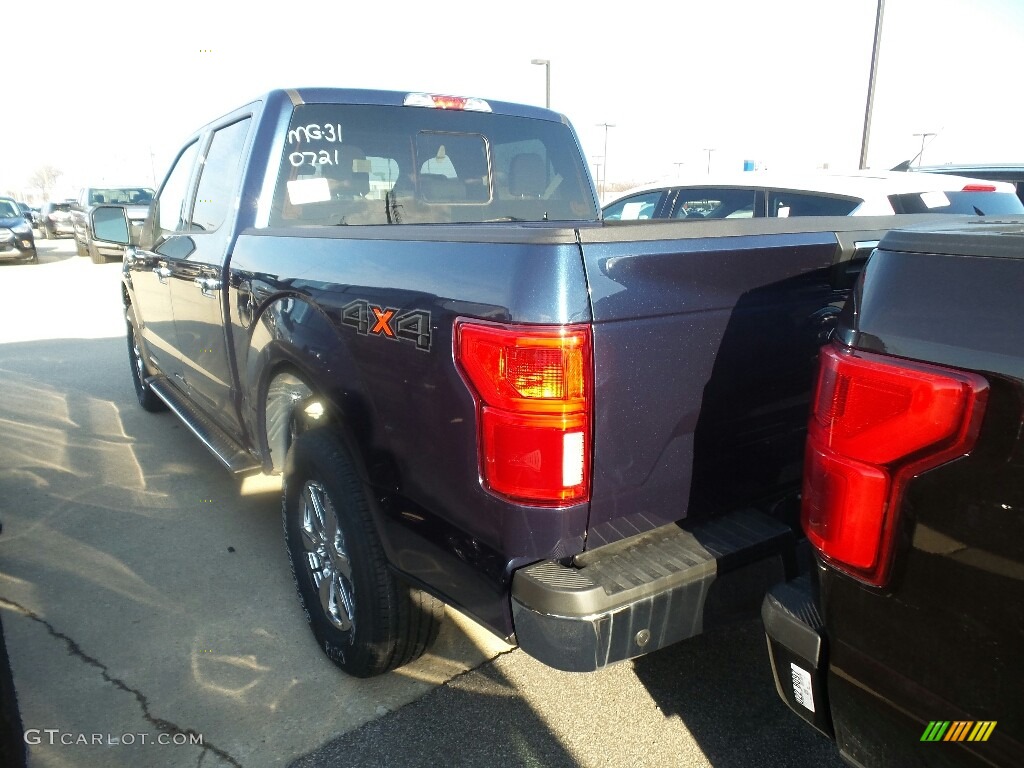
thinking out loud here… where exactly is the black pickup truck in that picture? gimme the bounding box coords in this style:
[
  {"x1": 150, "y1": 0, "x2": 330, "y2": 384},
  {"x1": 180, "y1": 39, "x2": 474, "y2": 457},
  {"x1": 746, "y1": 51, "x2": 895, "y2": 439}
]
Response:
[
  {"x1": 91, "y1": 86, "x2": 969, "y2": 679},
  {"x1": 763, "y1": 222, "x2": 1024, "y2": 766}
]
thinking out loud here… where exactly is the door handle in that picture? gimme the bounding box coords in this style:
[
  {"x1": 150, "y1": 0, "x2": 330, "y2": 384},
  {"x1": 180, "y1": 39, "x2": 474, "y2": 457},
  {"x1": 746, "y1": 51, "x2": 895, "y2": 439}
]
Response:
[
  {"x1": 153, "y1": 266, "x2": 171, "y2": 283},
  {"x1": 194, "y1": 277, "x2": 221, "y2": 298}
]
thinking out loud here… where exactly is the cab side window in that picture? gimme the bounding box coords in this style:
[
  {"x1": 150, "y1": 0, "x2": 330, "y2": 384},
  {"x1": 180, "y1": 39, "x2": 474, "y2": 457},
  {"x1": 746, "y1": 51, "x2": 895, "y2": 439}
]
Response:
[{"x1": 153, "y1": 141, "x2": 200, "y2": 245}]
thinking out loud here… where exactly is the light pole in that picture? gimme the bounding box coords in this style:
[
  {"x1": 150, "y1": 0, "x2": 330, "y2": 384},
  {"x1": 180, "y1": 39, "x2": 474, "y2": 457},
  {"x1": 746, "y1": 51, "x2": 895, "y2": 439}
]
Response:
[
  {"x1": 597, "y1": 123, "x2": 615, "y2": 202},
  {"x1": 674, "y1": 161, "x2": 685, "y2": 178},
  {"x1": 531, "y1": 59, "x2": 550, "y2": 108},
  {"x1": 859, "y1": 0, "x2": 885, "y2": 169},
  {"x1": 703, "y1": 148, "x2": 715, "y2": 174}
]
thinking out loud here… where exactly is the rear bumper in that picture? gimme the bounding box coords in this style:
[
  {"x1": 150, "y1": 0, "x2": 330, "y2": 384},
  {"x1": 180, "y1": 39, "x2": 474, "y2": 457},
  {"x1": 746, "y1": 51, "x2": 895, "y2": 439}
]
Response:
[
  {"x1": 762, "y1": 573, "x2": 833, "y2": 738},
  {"x1": 511, "y1": 508, "x2": 794, "y2": 672}
]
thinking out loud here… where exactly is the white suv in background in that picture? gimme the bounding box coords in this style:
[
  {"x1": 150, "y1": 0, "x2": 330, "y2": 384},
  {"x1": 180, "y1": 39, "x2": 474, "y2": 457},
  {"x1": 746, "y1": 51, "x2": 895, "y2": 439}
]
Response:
[{"x1": 602, "y1": 169, "x2": 1024, "y2": 220}]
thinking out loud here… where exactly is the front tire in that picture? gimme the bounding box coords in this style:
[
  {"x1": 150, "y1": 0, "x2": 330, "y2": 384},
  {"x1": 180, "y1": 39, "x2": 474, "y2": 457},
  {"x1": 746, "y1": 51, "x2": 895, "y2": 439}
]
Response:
[
  {"x1": 88, "y1": 241, "x2": 106, "y2": 264},
  {"x1": 126, "y1": 308, "x2": 167, "y2": 412},
  {"x1": 283, "y1": 429, "x2": 442, "y2": 677}
]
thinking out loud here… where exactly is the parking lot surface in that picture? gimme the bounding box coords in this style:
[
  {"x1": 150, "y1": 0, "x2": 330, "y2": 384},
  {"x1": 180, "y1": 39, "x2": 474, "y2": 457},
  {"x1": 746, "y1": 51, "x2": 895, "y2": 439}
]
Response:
[{"x1": 0, "y1": 237, "x2": 844, "y2": 767}]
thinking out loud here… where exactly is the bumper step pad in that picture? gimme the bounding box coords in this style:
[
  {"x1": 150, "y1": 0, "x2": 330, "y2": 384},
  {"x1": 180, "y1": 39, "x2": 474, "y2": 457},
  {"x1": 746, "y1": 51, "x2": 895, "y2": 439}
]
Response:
[{"x1": 512, "y1": 508, "x2": 793, "y2": 671}]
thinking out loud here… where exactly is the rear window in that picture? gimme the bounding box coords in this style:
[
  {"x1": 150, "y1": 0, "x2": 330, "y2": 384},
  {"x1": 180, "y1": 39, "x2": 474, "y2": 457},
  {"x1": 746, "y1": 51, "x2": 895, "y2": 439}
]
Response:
[
  {"x1": 268, "y1": 103, "x2": 598, "y2": 226},
  {"x1": 889, "y1": 191, "x2": 1024, "y2": 216}
]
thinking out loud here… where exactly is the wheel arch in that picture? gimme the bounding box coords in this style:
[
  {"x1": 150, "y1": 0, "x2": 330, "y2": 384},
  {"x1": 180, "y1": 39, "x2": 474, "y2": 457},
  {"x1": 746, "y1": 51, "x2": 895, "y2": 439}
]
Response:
[{"x1": 245, "y1": 295, "x2": 373, "y2": 482}]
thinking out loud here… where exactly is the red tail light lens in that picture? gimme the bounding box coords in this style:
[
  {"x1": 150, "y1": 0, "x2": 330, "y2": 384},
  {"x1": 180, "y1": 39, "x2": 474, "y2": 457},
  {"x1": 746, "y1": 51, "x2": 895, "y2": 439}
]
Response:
[
  {"x1": 456, "y1": 321, "x2": 592, "y2": 505},
  {"x1": 961, "y1": 183, "x2": 997, "y2": 192},
  {"x1": 802, "y1": 345, "x2": 988, "y2": 586}
]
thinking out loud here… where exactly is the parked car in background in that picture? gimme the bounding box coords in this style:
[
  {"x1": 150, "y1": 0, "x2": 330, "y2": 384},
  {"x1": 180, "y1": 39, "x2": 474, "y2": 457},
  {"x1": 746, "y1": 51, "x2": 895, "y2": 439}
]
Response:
[
  {"x1": 70, "y1": 186, "x2": 154, "y2": 263},
  {"x1": 0, "y1": 198, "x2": 37, "y2": 263},
  {"x1": 763, "y1": 220, "x2": 1024, "y2": 767},
  {"x1": 912, "y1": 163, "x2": 1024, "y2": 205},
  {"x1": 602, "y1": 170, "x2": 1024, "y2": 221},
  {"x1": 39, "y1": 201, "x2": 75, "y2": 239},
  {"x1": 15, "y1": 202, "x2": 38, "y2": 227}
]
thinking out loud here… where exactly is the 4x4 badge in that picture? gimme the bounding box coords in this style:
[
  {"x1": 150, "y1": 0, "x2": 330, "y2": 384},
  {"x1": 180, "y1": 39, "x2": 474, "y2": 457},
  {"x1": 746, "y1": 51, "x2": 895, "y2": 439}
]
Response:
[{"x1": 341, "y1": 300, "x2": 432, "y2": 351}]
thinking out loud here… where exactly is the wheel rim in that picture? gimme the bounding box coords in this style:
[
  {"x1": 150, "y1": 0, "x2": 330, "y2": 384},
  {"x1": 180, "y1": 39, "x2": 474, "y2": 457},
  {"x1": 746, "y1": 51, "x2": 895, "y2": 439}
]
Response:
[{"x1": 299, "y1": 481, "x2": 355, "y2": 632}]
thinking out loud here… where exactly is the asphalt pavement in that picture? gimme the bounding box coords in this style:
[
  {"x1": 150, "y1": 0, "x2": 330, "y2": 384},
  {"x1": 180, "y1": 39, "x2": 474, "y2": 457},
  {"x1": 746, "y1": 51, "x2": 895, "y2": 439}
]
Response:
[{"x1": 0, "y1": 235, "x2": 844, "y2": 767}]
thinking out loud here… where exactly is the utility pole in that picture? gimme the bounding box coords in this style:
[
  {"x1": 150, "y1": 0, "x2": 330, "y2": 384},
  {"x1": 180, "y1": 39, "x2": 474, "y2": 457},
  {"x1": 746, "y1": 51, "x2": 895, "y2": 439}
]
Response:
[
  {"x1": 859, "y1": 0, "x2": 886, "y2": 169},
  {"x1": 703, "y1": 148, "x2": 715, "y2": 174},
  {"x1": 673, "y1": 161, "x2": 685, "y2": 178},
  {"x1": 597, "y1": 123, "x2": 615, "y2": 202},
  {"x1": 531, "y1": 59, "x2": 551, "y2": 108}
]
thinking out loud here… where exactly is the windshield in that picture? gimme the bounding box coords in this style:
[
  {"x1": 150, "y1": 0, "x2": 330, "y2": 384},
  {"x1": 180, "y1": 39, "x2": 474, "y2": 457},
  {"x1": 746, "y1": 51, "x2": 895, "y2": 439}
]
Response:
[
  {"x1": 89, "y1": 188, "x2": 155, "y2": 205},
  {"x1": 269, "y1": 103, "x2": 598, "y2": 226},
  {"x1": 0, "y1": 200, "x2": 20, "y2": 217}
]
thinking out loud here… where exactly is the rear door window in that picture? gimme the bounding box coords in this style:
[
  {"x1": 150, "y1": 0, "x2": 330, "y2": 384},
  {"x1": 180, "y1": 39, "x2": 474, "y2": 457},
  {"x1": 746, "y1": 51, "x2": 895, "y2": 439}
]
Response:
[
  {"x1": 670, "y1": 188, "x2": 761, "y2": 219},
  {"x1": 768, "y1": 190, "x2": 860, "y2": 217},
  {"x1": 190, "y1": 117, "x2": 252, "y2": 232}
]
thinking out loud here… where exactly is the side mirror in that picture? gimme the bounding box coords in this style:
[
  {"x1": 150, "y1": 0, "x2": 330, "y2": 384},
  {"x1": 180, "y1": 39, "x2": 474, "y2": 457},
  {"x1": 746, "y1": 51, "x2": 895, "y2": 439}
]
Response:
[{"x1": 91, "y1": 205, "x2": 130, "y2": 245}]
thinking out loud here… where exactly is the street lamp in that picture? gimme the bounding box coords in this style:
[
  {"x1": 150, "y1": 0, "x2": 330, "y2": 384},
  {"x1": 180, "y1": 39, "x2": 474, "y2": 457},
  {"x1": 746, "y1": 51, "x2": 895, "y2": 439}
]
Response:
[
  {"x1": 531, "y1": 59, "x2": 550, "y2": 108},
  {"x1": 703, "y1": 148, "x2": 715, "y2": 174},
  {"x1": 597, "y1": 123, "x2": 615, "y2": 202}
]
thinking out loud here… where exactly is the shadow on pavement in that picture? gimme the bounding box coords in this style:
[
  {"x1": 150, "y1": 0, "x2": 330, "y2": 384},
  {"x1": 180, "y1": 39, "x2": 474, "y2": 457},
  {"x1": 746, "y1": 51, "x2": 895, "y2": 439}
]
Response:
[
  {"x1": 632, "y1": 618, "x2": 843, "y2": 767},
  {"x1": 289, "y1": 655, "x2": 582, "y2": 768}
]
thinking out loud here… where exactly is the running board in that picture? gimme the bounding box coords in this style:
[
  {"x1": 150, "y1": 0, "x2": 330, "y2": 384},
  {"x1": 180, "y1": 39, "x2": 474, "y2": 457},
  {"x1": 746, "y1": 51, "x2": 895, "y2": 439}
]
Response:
[{"x1": 147, "y1": 376, "x2": 261, "y2": 475}]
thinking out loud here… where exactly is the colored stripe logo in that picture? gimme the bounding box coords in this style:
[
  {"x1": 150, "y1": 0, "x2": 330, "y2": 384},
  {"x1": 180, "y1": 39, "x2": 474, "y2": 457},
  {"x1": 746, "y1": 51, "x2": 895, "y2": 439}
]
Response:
[{"x1": 921, "y1": 721, "x2": 997, "y2": 742}]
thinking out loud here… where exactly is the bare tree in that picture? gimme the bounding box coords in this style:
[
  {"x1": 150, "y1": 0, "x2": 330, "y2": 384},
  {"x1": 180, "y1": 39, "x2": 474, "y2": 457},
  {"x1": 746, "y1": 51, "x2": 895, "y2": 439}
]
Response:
[{"x1": 28, "y1": 166, "x2": 63, "y2": 201}]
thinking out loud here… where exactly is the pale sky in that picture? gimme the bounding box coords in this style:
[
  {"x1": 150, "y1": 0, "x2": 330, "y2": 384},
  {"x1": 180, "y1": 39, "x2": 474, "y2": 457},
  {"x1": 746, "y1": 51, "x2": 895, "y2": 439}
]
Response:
[{"x1": 4, "y1": 0, "x2": 1022, "y2": 201}]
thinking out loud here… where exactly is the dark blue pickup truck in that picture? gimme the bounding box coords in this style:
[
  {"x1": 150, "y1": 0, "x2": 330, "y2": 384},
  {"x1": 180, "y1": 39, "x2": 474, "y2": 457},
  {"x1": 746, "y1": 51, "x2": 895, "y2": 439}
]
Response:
[
  {"x1": 763, "y1": 222, "x2": 1024, "y2": 766},
  {"x1": 92, "y1": 87, "x2": 969, "y2": 678}
]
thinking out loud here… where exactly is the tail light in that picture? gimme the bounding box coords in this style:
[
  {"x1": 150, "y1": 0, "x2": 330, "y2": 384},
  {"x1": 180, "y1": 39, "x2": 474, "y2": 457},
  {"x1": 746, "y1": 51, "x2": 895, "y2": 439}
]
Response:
[
  {"x1": 962, "y1": 183, "x2": 997, "y2": 192},
  {"x1": 802, "y1": 345, "x2": 988, "y2": 586},
  {"x1": 455, "y1": 321, "x2": 592, "y2": 505}
]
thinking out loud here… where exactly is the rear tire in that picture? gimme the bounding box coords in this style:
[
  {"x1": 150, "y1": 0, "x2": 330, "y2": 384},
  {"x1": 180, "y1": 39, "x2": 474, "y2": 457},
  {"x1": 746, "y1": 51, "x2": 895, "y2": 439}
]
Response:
[
  {"x1": 283, "y1": 428, "x2": 443, "y2": 677},
  {"x1": 126, "y1": 308, "x2": 167, "y2": 413}
]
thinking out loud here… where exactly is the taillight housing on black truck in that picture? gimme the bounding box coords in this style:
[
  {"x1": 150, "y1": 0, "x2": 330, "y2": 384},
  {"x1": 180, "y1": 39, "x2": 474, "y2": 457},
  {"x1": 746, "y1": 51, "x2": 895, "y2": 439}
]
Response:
[
  {"x1": 455, "y1": 321, "x2": 592, "y2": 506},
  {"x1": 802, "y1": 344, "x2": 989, "y2": 586}
]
